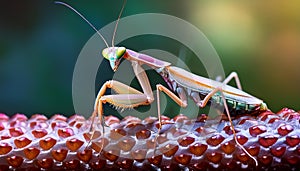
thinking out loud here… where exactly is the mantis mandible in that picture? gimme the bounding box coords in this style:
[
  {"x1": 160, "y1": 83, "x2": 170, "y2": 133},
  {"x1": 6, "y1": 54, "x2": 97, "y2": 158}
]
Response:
[{"x1": 56, "y1": 1, "x2": 268, "y2": 166}]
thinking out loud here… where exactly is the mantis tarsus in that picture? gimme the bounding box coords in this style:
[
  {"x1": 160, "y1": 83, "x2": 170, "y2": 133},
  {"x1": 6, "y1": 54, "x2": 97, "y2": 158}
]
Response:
[{"x1": 56, "y1": 1, "x2": 268, "y2": 166}]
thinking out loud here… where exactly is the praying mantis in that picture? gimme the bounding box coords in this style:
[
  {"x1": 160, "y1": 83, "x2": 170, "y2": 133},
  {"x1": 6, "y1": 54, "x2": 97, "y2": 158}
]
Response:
[{"x1": 56, "y1": 1, "x2": 268, "y2": 166}]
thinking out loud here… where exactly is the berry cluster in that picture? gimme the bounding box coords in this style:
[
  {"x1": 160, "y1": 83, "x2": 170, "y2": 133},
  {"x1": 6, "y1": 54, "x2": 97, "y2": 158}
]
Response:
[{"x1": 0, "y1": 108, "x2": 299, "y2": 170}]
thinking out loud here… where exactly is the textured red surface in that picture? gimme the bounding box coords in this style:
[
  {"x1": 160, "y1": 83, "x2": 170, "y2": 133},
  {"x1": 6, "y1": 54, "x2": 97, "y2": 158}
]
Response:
[{"x1": 0, "y1": 108, "x2": 299, "y2": 170}]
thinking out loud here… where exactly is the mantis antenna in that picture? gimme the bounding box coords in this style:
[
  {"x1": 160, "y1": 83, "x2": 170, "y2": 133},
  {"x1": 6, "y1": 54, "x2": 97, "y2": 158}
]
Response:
[
  {"x1": 111, "y1": 0, "x2": 127, "y2": 47},
  {"x1": 55, "y1": 1, "x2": 110, "y2": 48}
]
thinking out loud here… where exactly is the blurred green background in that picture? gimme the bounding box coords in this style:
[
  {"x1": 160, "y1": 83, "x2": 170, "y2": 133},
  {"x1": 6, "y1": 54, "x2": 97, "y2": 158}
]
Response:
[{"x1": 0, "y1": 0, "x2": 299, "y2": 118}]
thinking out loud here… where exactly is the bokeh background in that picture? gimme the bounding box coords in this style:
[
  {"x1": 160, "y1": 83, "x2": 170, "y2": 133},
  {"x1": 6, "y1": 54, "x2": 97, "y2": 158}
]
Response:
[{"x1": 0, "y1": 0, "x2": 299, "y2": 118}]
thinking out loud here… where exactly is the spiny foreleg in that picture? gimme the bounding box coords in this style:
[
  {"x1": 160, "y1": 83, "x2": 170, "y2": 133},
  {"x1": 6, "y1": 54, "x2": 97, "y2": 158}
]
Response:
[{"x1": 87, "y1": 80, "x2": 150, "y2": 152}]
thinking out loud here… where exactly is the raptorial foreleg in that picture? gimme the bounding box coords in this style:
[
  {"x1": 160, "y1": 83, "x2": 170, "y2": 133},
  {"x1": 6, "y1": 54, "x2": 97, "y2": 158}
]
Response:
[{"x1": 88, "y1": 80, "x2": 151, "y2": 151}]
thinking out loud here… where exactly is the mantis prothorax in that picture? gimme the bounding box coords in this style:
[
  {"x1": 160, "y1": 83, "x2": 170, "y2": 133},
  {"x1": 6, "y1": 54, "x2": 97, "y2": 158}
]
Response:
[{"x1": 56, "y1": 1, "x2": 268, "y2": 166}]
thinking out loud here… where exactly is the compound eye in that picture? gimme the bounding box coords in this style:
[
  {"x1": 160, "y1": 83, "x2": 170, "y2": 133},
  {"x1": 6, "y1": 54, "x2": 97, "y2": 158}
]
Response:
[
  {"x1": 116, "y1": 47, "x2": 126, "y2": 59},
  {"x1": 102, "y1": 48, "x2": 109, "y2": 60}
]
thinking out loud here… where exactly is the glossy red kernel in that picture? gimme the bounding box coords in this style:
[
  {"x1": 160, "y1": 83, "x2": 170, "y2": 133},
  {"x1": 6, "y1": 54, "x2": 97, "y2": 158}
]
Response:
[
  {"x1": 91, "y1": 138, "x2": 109, "y2": 152},
  {"x1": 277, "y1": 124, "x2": 293, "y2": 136},
  {"x1": 136, "y1": 129, "x2": 151, "y2": 139},
  {"x1": 278, "y1": 108, "x2": 295, "y2": 115},
  {"x1": 123, "y1": 115, "x2": 142, "y2": 124},
  {"x1": 206, "y1": 152, "x2": 222, "y2": 164},
  {"x1": 116, "y1": 159, "x2": 134, "y2": 169},
  {"x1": 238, "y1": 117, "x2": 255, "y2": 125},
  {"x1": 197, "y1": 114, "x2": 207, "y2": 122},
  {"x1": 297, "y1": 146, "x2": 300, "y2": 155},
  {"x1": 157, "y1": 133, "x2": 168, "y2": 144},
  {"x1": 287, "y1": 113, "x2": 300, "y2": 121},
  {"x1": 6, "y1": 156, "x2": 23, "y2": 168},
  {"x1": 51, "y1": 148, "x2": 68, "y2": 162},
  {"x1": 131, "y1": 149, "x2": 147, "y2": 162},
  {"x1": 24, "y1": 147, "x2": 40, "y2": 160},
  {"x1": 30, "y1": 121, "x2": 48, "y2": 129},
  {"x1": 31, "y1": 114, "x2": 48, "y2": 121},
  {"x1": 173, "y1": 114, "x2": 189, "y2": 122},
  {"x1": 259, "y1": 155, "x2": 273, "y2": 165},
  {"x1": 195, "y1": 126, "x2": 204, "y2": 134},
  {"x1": 249, "y1": 125, "x2": 267, "y2": 137},
  {"x1": 63, "y1": 160, "x2": 80, "y2": 169},
  {"x1": 206, "y1": 134, "x2": 225, "y2": 146},
  {"x1": 1, "y1": 135, "x2": 11, "y2": 140},
  {"x1": 36, "y1": 158, "x2": 53, "y2": 169},
  {"x1": 237, "y1": 152, "x2": 250, "y2": 163},
  {"x1": 51, "y1": 114, "x2": 67, "y2": 121},
  {"x1": 146, "y1": 139, "x2": 156, "y2": 149},
  {"x1": 66, "y1": 138, "x2": 84, "y2": 151},
  {"x1": 117, "y1": 137, "x2": 136, "y2": 151},
  {"x1": 14, "y1": 137, "x2": 32, "y2": 148},
  {"x1": 89, "y1": 159, "x2": 106, "y2": 170},
  {"x1": 286, "y1": 135, "x2": 300, "y2": 147},
  {"x1": 178, "y1": 136, "x2": 195, "y2": 147},
  {"x1": 11, "y1": 114, "x2": 27, "y2": 121},
  {"x1": 259, "y1": 135, "x2": 278, "y2": 148},
  {"x1": 75, "y1": 123, "x2": 83, "y2": 128},
  {"x1": 148, "y1": 155, "x2": 162, "y2": 166},
  {"x1": 259, "y1": 111, "x2": 275, "y2": 121},
  {"x1": 286, "y1": 155, "x2": 299, "y2": 165},
  {"x1": 39, "y1": 137, "x2": 57, "y2": 150},
  {"x1": 0, "y1": 113, "x2": 9, "y2": 121},
  {"x1": 174, "y1": 154, "x2": 192, "y2": 165},
  {"x1": 236, "y1": 135, "x2": 248, "y2": 145},
  {"x1": 83, "y1": 131, "x2": 101, "y2": 141},
  {"x1": 268, "y1": 118, "x2": 279, "y2": 123},
  {"x1": 102, "y1": 149, "x2": 120, "y2": 162},
  {"x1": 189, "y1": 143, "x2": 208, "y2": 156},
  {"x1": 9, "y1": 127, "x2": 24, "y2": 137},
  {"x1": 223, "y1": 125, "x2": 238, "y2": 135},
  {"x1": 221, "y1": 141, "x2": 235, "y2": 154},
  {"x1": 0, "y1": 122, "x2": 5, "y2": 131},
  {"x1": 246, "y1": 145, "x2": 260, "y2": 156},
  {"x1": 193, "y1": 162, "x2": 209, "y2": 170},
  {"x1": 0, "y1": 143, "x2": 12, "y2": 155},
  {"x1": 109, "y1": 128, "x2": 126, "y2": 140},
  {"x1": 160, "y1": 144, "x2": 179, "y2": 157},
  {"x1": 270, "y1": 146, "x2": 286, "y2": 157},
  {"x1": 77, "y1": 149, "x2": 92, "y2": 163},
  {"x1": 51, "y1": 121, "x2": 68, "y2": 130},
  {"x1": 32, "y1": 129, "x2": 48, "y2": 138},
  {"x1": 105, "y1": 115, "x2": 120, "y2": 125},
  {"x1": 58, "y1": 128, "x2": 74, "y2": 138}
]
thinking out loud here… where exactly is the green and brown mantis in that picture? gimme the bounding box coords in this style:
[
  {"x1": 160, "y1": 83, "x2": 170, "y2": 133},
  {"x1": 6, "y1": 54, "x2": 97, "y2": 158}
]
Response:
[{"x1": 56, "y1": 1, "x2": 268, "y2": 166}]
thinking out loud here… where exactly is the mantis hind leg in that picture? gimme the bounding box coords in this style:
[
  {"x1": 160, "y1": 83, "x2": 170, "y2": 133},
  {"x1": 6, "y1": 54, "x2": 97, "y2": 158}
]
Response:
[
  {"x1": 222, "y1": 71, "x2": 242, "y2": 90},
  {"x1": 155, "y1": 84, "x2": 258, "y2": 166},
  {"x1": 196, "y1": 87, "x2": 258, "y2": 166}
]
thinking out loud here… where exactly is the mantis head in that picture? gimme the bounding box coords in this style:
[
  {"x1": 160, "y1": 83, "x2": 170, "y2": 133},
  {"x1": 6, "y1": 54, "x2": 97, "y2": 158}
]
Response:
[
  {"x1": 102, "y1": 47, "x2": 126, "y2": 72},
  {"x1": 55, "y1": 1, "x2": 127, "y2": 71}
]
